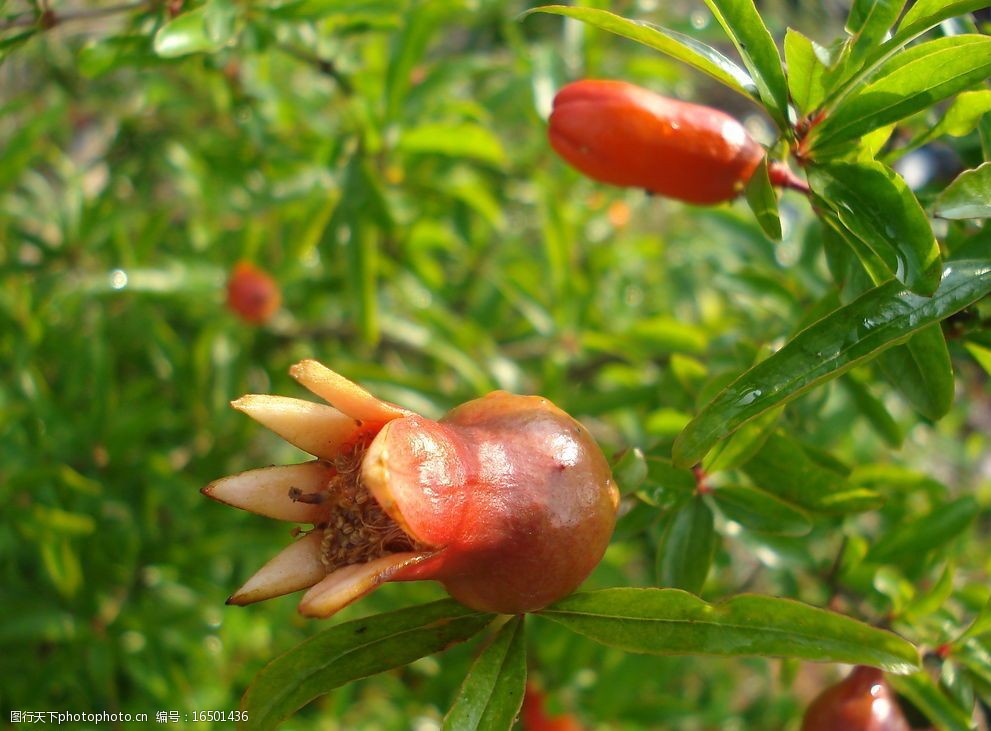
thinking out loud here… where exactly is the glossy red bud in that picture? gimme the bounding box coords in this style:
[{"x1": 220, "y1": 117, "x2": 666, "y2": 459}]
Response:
[
  {"x1": 801, "y1": 666, "x2": 910, "y2": 731},
  {"x1": 548, "y1": 79, "x2": 765, "y2": 205}
]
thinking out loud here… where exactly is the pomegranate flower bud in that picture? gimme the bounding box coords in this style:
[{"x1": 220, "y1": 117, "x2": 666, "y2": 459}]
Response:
[
  {"x1": 801, "y1": 666, "x2": 910, "y2": 731},
  {"x1": 226, "y1": 261, "x2": 281, "y2": 325},
  {"x1": 548, "y1": 79, "x2": 767, "y2": 205},
  {"x1": 203, "y1": 360, "x2": 619, "y2": 617}
]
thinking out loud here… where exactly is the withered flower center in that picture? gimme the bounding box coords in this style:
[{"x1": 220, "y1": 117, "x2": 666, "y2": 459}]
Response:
[{"x1": 289, "y1": 435, "x2": 423, "y2": 573}]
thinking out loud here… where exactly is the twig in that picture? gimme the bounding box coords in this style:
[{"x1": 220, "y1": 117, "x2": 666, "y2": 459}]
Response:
[{"x1": 0, "y1": 1, "x2": 149, "y2": 32}]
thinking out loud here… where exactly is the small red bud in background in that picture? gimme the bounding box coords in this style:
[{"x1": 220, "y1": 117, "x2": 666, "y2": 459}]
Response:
[
  {"x1": 801, "y1": 666, "x2": 910, "y2": 731},
  {"x1": 226, "y1": 261, "x2": 281, "y2": 325},
  {"x1": 522, "y1": 683, "x2": 584, "y2": 731},
  {"x1": 549, "y1": 79, "x2": 772, "y2": 205}
]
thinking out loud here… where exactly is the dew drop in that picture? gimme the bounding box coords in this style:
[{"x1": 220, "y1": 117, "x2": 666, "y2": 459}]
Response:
[
  {"x1": 110, "y1": 268, "x2": 128, "y2": 290},
  {"x1": 690, "y1": 10, "x2": 708, "y2": 29}
]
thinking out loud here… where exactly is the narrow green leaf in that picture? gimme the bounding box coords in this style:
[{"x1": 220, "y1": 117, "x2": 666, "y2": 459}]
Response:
[
  {"x1": 522, "y1": 6, "x2": 758, "y2": 101},
  {"x1": 876, "y1": 324, "x2": 955, "y2": 421},
  {"x1": 808, "y1": 161, "x2": 942, "y2": 296},
  {"x1": 744, "y1": 158, "x2": 782, "y2": 241},
  {"x1": 0, "y1": 29, "x2": 37, "y2": 62},
  {"x1": 672, "y1": 260, "x2": 991, "y2": 467},
  {"x1": 443, "y1": 617, "x2": 526, "y2": 731},
  {"x1": 701, "y1": 0, "x2": 790, "y2": 129},
  {"x1": 867, "y1": 496, "x2": 979, "y2": 565},
  {"x1": 399, "y1": 123, "x2": 507, "y2": 167},
  {"x1": 840, "y1": 375, "x2": 903, "y2": 448},
  {"x1": 742, "y1": 431, "x2": 881, "y2": 514},
  {"x1": 241, "y1": 600, "x2": 495, "y2": 731},
  {"x1": 154, "y1": 7, "x2": 226, "y2": 58},
  {"x1": 712, "y1": 484, "x2": 812, "y2": 536},
  {"x1": 931, "y1": 91, "x2": 991, "y2": 140},
  {"x1": 656, "y1": 496, "x2": 717, "y2": 594},
  {"x1": 896, "y1": 0, "x2": 991, "y2": 41},
  {"x1": 934, "y1": 162, "x2": 991, "y2": 220},
  {"x1": 965, "y1": 341, "x2": 991, "y2": 376},
  {"x1": 644, "y1": 457, "x2": 697, "y2": 497},
  {"x1": 960, "y1": 596, "x2": 991, "y2": 642},
  {"x1": 539, "y1": 588, "x2": 919, "y2": 673},
  {"x1": 888, "y1": 671, "x2": 976, "y2": 731},
  {"x1": 811, "y1": 36, "x2": 991, "y2": 152},
  {"x1": 702, "y1": 405, "x2": 782, "y2": 473},
  {"x1": 784, "y1": 28, "x2": 828, "y2": 114},
  {"x1": 904, "y1": 563, "x2": 955, "y2": 619},
  {"x1": 266, "y1": 0, "x2": 401, "y2": 21}
]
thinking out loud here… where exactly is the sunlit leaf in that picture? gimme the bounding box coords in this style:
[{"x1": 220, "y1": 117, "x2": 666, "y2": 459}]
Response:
[
  {"x1": 540, "y1": 589, "x2": 919, "y2": 672},
  {"x1": 522, "y1": 6, "x2": 758, "y2": 101},
  {"x1": 933, "y1": 162, "x2": 991, "y2": 220},
  {"x1": 784, "y1": 28, "x2": 828, "y2": 114},
  {"x1": 744, "y1": 158, "x2": 781, "y2": 241}
]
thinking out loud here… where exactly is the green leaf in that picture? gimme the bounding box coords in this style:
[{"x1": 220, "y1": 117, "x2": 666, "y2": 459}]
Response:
[
  {"x1": 811, "y1": 36, "x2": 991, "y2": 152},
  {"x1": 399, "y1": 123, "x2": 507, "y2": 167},
  {"x1": 613, "y1": 448, "x2": 648, "y2": 495},
  {"x1": 840, "y1": 375, "x2": 903, "y2": 448},
  {"x1": 267, "y1": 0, "x2": 401, "y2": 22},
  {"x1": 443, "y1": 617, "x2": 526, "y2": 731},
  {"x1": 644, "y1": 457, "x2": 697, "y2": 499},
  {"x1": 522, "y1": 6, "x2": 758, "y2": 101},
  {"x1": 744, "y1": 158, "x2": 782, "y2": 241},
  {"x1": 672, "y1": 259, "x2": 991, "y2": 467},
  {"x1": 711, "y1": 485, "x2": 812, "y2": 536},
  {"x1": 961, "y1": 596, "x2": 991, "y2": 642},
  {"x1": 896, "y1": 0, "x2": 991, "y2": 41},
  {"x1": 702, "y1": 405, "x2": 781, "y2": 473},
  {"x1": 241, "y1": 600, "x2": 495, "y2": 731},
  {"x1": 932, "y1": 90, "x2": 991, "y2": 139},
  {"x1": 845, "y1": 0, "x2": 905, "y2": 67},
  {"x1": 784, "y1": 28, "x2": 828, "y2": 114},
  {"x1": 153, "y1": 7, "x2": 226, "y2": 58},
  {"x1": 808, "y1": 161, "x2": 942, "y2": 296},
  {"x1": 876, "y1": 324, "x2": 955, "y2": 421},
  {"x1": 888, "y1": 671, "x2": 976, "y2": 731},
  {"x1": 656, "y1": 496, "x2": 717, "y2": 594},
  {"x1": 741, "y1": 431, "x2": 881, "y2": 514},
  {"x1": 701, "y1": 0, "x2": 790, "y2": 129},
  {"x1": 539, "y1": 589, "x2": 919, "y2": 673},
  {"x1": 867, "y1": 496, "x2": 979, "y2": 565},
  {"x1": 934, "y1": 162, "x2": 991, "y2": 220},
  {"x1": 0, "y1": 29, "x2": 37, "y2": 62}
]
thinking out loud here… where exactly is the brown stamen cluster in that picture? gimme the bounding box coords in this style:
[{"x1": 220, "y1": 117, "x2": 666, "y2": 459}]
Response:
[{"x1": 289, "y1": 435, "x2": 422, "y2": 572}]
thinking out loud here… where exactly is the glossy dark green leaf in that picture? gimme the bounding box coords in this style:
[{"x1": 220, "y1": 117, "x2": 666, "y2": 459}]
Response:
[
  {"x1": 712, "y1": 485, "x2": 812, "y2": 536},
  {"x1": 811, "y1": 35, "x2": 991, "y2": 152},
  {"x1": 702, "y1": 406, "x2": 782, "y2": 473},
  {"x1": 701, "y1": 0, "x2": 790, "y2": 128},
  {"x1": 888, "y1": 671, "x2": 975, "y2": 731},
  {"x1": 672, "y1": 260, "x2": 991, "y2": 467},
  {"x1": 784, "y1": 28, "x2": 828, "y2": 114},
  {"x1": 645, "y1": 457, "x2": 697, "y2": 497},
  {"x1": 741, "y1": 432, "x2": 881, "y2": 514},
  {"x1": 867, "y1": 496, "x2": 979, "y2": 565},
  {"x1": 934, "y1": 162, "x2": 991, "y2": 220},
  {"x1": 656, "y1": 496, "x2": 717, "y2": 594},
  {"x1": 522, "y1": 6, "x2": 758, "y2": 101},
  {"x1": 896, "y1": 0, "x2": 991, "y2": 41},
  {"x1": 241, "y1": 600, "x2": 495, "y2": 731},
  {"x1": 744, "y1": 158, "x2": 782, "y2": 241},
  {"x1": 443, "y1": 617, "x2": 526, "y2": 731},
  {"x1": 809, "y1": 161, "x2": 942, "y2": 295},
  {"x1": 539, "y1": 589, "x2": 919, "y2": 672},
  {"x1": 840, "y1": 375, "x2": 903, "y2": 448},
  {"x1": 877, "y1": 324, "x2": 955, "y2": 420},
  {"x1": 614, "y1": 448, "x2": 648, "y2": 495}
]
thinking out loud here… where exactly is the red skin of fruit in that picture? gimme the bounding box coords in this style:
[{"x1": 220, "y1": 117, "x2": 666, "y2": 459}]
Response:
[
  {"x1": 548, "y1": 79, "x2": 765, "y2": 205},
  {"x1": 364, "y1": 392, "x2": 619, "y2": 614},
  {"x1": 226, "y1": 261, "x2": 281, "y2": 324},
  {"x1": 522, "y1": 683, "x2": 584, "y2": 731},
  {"x1": 801, "y1": 666, "x2": 910, "y2": 731}
]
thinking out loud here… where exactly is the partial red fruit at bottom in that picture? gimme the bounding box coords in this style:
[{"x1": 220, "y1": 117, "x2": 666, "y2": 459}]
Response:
[
  {"x1": 548, "y1": 79, "x2": 764, "y2": 205},
  {"x1": 801, "y1": 666, "x2": 910, "y2": 731}
]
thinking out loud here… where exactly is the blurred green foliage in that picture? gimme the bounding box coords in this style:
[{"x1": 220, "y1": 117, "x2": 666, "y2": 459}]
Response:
[{"x1": 2, "y1": 1, "x2": 991, "y2": 729}]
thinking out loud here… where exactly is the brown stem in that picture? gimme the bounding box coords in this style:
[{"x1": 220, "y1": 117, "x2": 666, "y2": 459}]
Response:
[
  {"x1": 0, "y1": 1, "x2": 149, "y2": 31},
  {"x1": 769, "y1": 161, "x2": 811, "y2": 195}
]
